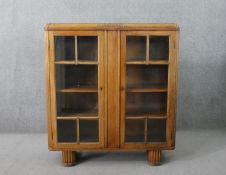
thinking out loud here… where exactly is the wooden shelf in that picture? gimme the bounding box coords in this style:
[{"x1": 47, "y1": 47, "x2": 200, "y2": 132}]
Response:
[
  {"x1": 126, "y1": 86, "x2": 167, "y2": 93},
  {"x1": 126, "y1": 116, "x2": 167, "y2": 119},
  {"x1": 126, "y1": 112, "x2": 167, "y2": 119},
  {"x1": 57, "y1": 110, "x2": 98, "y2": 118},
  {"x1": 149, "y1": 60, "x2": 169, "y2": 65},
  {"x1": 57, "y1": 86, "x2": 98, "y2": 93},
  {"x1": 126, "y1": 60, "x2": 146, "y2": 65},
  {"x1": 147, "y1": 116, "x2": 167, "y2": 119},
  {"x1": 126, "y1": 116, "x2": 167, "y2": 120},
  {"x1": 78, "y1": 61, "x2": 98, "y2": 65},
  {"x1": 55, "y1": 60, "x2": 75, "y2": 64},
  {"x1": 55, "y1": 60, "x2": 98, "y2": 65},
  {"x1": 126, "y1": 60, "x2": 169, "y2": 65},
  {"x1": 57, "y1": 116, "x2": 99, "y2": 120}
]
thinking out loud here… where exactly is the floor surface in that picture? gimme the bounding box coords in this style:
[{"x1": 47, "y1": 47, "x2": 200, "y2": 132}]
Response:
[{"x1": 0, "y1": 129, "x2": 226, "y2": 175}]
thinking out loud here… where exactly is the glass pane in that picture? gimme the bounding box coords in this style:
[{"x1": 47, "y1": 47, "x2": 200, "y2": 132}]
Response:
[
  {"x1": 126, "y1": 92, "x2": 167, "y2": 116},
  {"x1": 126, "y1": 65, "x2": 168, "y2": 89},
  {"x1": 57, "y1": 92, "x2": 98, "y2": 117},
  {"x1": 125, "y1": 119, "x2": 145, "y2": 142},
  {"x1": 149, "y1": 36, "x2": 169, "y2": 60},
  {"x1": 57, "y1": 120, "x2": 77, "y2": 142},
  {"x1": 78, "y1": 36, "x2": 98, "y2": 61},
  {"x1": 126, "y1": 36, "x2": 146, "y2": 61},
  {"x1": 147, "y1": 119, "x2": 166, "y2": 142},
  {"x1": 54, "y1": 36, "x2": 75, "y2": 61},
  {"x1": 55, "y1": 65, "x2": 97, "y2": 89},
  {"x1": 80, "y1": 120, "x2": 99, "y2": 142}
]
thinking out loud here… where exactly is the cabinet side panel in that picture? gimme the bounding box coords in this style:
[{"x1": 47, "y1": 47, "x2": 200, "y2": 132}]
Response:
[
  {"x1": 167, "y1": 31, "x2": 178, "y2": 148},
  {"x1": 173, "y1": 31, "x2": 179, "y2": 147},
  {"x1": 49, "y1": 32, "x2": 58, "y2": 148},
  {"x1": 44, "y1": 31, "x2": 54, "y2": 149},
  {"x1": 107, "y1": 31, "x2": 120, "y2": 148}
]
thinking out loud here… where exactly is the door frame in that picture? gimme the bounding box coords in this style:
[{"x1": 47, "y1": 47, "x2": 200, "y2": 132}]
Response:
[
  {"x1": 48, "y1": 31, "x2": 105, "y2": 149},
  {"x1": 119, "y1": 31, "x2": 177, "y2": 149}
]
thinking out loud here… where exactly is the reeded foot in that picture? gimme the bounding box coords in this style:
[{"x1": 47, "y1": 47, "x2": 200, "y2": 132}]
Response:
[
  {"x1": 62, "y1": 151, "x2": 76, "y2": 166},
  {"x1": 147, "y1": 150, "x2": 161, "y2": 165}
]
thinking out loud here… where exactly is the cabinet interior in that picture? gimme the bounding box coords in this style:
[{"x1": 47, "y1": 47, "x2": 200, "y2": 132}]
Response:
[
  {"x1": 54, "y1": 34, "x2": 100, "y2": 144},
  {"x1": 53, "y1": 33, "x2": 170, "y2": 145},
  {"x1": 55, "y1": 65, "x2": 98, "y2": 90},
  {"x1": 124, "y1": 35, "x2": 169, "y2": 144},
  {"x1": 149, "y1": 36, "x2": 169, "y2": 61},
  {"x1": 54, "y1": 36, "x2": 98, "y2": 63}
]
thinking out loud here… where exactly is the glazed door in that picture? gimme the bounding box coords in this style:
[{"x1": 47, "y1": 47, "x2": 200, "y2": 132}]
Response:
[
  {"x1": 120, "y1": 31, "x2": 176, "y2": 149},
  {"x1": 49, "y1": 31, "x2": 105, "y2": 149}
]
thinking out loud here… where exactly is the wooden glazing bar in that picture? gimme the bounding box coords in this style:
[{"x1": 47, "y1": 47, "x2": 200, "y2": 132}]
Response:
[{"x1": 74, "y1": 36, "x2": 78, "y2": 64}]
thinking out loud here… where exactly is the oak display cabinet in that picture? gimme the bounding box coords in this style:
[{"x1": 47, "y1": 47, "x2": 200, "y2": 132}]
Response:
[{"x1": 45, "y1": 23, "x2": 179, "y2": 166}]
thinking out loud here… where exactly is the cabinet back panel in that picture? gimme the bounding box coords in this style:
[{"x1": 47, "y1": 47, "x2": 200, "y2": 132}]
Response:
[
  {"x1": 126, "y1": 65, "x2": 168, "y2": 88},
  {"x1": 126, "y1": 92, "x2": 167, "y2": 115},
  {"x1": 56, "y1": 92, "x2": 98, "y2": 117},
  {"x1": 54, "y1": 36, "x2": 75, "y2": 61},
  {"x1": 80, "y1": 120, "x2": 99, "y2": 142},
  {"x1": 57, "y1": 120, "x2": 77, "y2": 143},
  {"x1": 55, "y1": 65, "x2": 97, "y2": 89},
  {"x1": 77, "y1": 36, "x2": 98, "y2": 61},
  {"x1": 126, "y1": 36, "x2": 146, "y2": 61},
  {"x1": 125, "y1": 119, "x2": 145, "y2": 142},
  {"x1": 149, "y1": 36, "x2": 169, "y2": 60},
  {"x1": 147, "y1": 119, "x2": 166, "y2": 142}
]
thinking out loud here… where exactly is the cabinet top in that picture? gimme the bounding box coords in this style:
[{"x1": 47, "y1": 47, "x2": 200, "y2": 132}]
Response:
[{"x1": 44, "y1": 23, "x2": 179, "y2": 31}]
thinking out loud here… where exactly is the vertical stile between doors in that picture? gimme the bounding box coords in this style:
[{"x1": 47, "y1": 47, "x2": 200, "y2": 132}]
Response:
[{"x1": 106, "y1": 30, "x2": 120, "y2": 148}]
